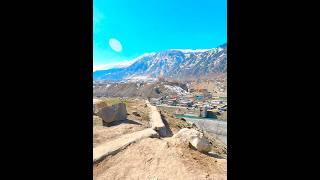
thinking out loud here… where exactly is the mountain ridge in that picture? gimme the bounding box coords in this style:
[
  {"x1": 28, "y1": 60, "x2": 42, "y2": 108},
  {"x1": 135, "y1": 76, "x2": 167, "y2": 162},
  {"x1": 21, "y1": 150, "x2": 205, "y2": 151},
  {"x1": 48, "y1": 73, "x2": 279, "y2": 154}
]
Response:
[{"x1": 94, "y1": 43, "x2": 227, "y2": 81}]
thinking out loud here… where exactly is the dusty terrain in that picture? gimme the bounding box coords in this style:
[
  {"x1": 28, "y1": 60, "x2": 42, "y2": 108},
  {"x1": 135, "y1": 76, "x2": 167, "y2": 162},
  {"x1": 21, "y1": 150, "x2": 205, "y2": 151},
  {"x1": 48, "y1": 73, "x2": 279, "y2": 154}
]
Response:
[
  {"x1": 94, "y1": 138, "x2": 226, "y2": 180},
  {"x1": 159, "y1": 110, "x2": 193, "y2": 134},
  {"x1": 93, "y1": 98, "x2": 227, "y2": 180},
  {"x1": 93, "y1": 81, "x2": 188, "y2": 98},
  {"x1": 93, "y1": 120, "x2": 147, "y2": 148},
  {"x1": 93, "y1": 98, "x2": 150, "y2": 147}
]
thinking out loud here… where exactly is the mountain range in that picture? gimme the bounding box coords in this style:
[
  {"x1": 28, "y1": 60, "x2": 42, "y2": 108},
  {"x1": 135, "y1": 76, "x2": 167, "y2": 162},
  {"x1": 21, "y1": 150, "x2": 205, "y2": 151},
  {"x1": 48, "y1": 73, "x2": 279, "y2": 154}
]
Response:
[{"x1": 93, "y1": 43, "x2": 227, "y2": 81}]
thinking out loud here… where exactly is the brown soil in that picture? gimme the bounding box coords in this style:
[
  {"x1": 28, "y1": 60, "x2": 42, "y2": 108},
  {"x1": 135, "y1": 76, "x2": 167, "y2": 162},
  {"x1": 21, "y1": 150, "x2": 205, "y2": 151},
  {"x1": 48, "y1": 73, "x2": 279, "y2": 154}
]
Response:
[
  {"x1": 93, "y1": 98, "x2": 227, "y2": 179},
  {"x1": 159, "y1": 110, "x2": 192, "y2": 134},
  {"x1": 93, "y1": 98, "x2": 150, "y2": 148},
  {"x1": 93, "y1": 122, "x2": 147, "y2": 148},
  {"x1": 94, "y1": 138, "x2": 226, "y2": 180},
  {"x1": 160, "y1": 110, "x2": 227, "y2": 158},
  {"x1": 126, "y1": 98, "x2": 150, "y2": 123}
]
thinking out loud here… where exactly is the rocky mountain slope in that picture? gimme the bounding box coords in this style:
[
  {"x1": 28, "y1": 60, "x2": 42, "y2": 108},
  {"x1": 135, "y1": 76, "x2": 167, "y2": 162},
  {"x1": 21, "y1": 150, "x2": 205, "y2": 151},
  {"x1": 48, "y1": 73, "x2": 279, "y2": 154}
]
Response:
[
  {"x1": 93, "y1": 81, "x2": 188, "y2": 98},
  {"x1": 93, "y1": 43, "x2": 227, "y2": 81}
]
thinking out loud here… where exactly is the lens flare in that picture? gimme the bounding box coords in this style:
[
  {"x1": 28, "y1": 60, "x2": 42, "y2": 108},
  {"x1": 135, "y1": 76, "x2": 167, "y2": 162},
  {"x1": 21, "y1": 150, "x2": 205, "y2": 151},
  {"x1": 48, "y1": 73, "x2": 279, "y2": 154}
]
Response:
[{"x1": 109, "y1": 38, "x2": 122, "y2": 52}]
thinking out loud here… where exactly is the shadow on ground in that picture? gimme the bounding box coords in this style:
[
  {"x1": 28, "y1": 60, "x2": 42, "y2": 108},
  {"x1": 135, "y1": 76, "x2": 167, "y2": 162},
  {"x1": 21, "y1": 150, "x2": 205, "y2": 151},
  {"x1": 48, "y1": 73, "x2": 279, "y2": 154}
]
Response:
[
  {"x1": 160, "y1": 113, "x2": 174, "y2": 137},
  {"x1": 206, "y1": 152, "x2": 226, "y2": 159},
  {"x1": 105, "y1": 119, "x2": 142, "y2": 127}
]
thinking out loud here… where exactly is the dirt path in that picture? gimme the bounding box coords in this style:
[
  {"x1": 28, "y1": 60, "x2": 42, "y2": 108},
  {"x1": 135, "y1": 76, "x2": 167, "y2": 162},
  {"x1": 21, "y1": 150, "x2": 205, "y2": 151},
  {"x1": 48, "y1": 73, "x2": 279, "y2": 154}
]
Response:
[
  {"x1": 93, "y1": 121, "x2": 147, "y2": 148},
  {"x1": 93, "y1": 98, "x2": 227, "y2": 179},
  {"x1": 93, "y1": 128, "x2": 159, "y2": 164},
  {"x1": 94, "y1": 138, "x2": 227, "y2": 180}
]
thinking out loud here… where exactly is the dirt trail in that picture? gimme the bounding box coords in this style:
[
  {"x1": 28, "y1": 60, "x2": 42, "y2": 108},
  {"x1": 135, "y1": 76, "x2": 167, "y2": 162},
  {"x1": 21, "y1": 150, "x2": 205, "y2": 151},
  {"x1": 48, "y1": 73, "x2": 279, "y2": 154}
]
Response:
[
  {"x1": 93, "y1": 121, "x2": 147, "y2": 148},
  {"x1": 93, "y1": 128, "x2": 159, "y2": 164},
  {"x1": 94, "y1": 138, "x2": 227, "y2": 180},
  {"x1": 93, "y1": 98, "x2": 227, "y2": 179}
]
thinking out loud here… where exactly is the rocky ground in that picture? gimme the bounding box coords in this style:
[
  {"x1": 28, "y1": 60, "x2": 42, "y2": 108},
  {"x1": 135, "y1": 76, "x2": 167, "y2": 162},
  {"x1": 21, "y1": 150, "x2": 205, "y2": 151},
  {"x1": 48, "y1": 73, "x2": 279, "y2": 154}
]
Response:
[
  {"x1": 94, "y1": 138, "x2": 226, "y2": 180},
  {"x1": 93, "y1": 81, "x2": 188, "y2": 98},
  {"x1": 93, "y1": 98, "x2": 150, "y2": 148},
  {"x1": 93, "y1": 98, "x2": 227, "y2": 180}
]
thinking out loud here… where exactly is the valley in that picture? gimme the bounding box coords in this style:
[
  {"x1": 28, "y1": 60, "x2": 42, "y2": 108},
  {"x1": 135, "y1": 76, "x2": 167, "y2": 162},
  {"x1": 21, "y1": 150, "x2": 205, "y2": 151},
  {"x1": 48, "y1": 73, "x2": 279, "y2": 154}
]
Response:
[{"x1": 93, "y1": 44, "x2": 227, "y2": 180}]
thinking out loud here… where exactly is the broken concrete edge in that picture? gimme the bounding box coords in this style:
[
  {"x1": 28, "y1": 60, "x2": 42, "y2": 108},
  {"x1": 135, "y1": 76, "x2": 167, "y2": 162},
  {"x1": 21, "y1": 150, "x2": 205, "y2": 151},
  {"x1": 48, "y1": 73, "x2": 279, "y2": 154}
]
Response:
[
  {"x1": 146, "y1": 101, "x2": 166, "y2": 128},
  {"x1": 93, "y1": 145, "x2": 125, "y2": 165},
  {"x1": 146, "y1": 101, "x2": 172, "y2": 137},
  {"x1": 93, "y1": 128, "x2": 159, "y2": 164}
]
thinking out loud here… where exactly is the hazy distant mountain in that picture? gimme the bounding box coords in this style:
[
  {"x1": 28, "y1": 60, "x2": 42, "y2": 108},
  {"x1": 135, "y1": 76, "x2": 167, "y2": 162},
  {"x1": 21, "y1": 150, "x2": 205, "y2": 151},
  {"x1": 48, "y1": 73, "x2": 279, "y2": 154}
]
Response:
[{"x1": 93, "y1": 43, "x2": 227, "y2": 81}]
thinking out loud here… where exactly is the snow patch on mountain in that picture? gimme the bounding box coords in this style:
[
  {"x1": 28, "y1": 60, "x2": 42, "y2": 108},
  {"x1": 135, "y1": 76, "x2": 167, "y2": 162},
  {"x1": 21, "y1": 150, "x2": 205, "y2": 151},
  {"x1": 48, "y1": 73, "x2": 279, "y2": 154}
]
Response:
[
  {"x1": 93, "y1": 43, "x2": 227, "y2": 80},
  {"x1": 171, "y1": 49, "x2": 212, "y2": 53},
  {"x1": 93, "y1": 60, "x2": 136, "y2": 72},
  {"x1": 164, "y1": 85, "x2": 188, "y2": 95}
]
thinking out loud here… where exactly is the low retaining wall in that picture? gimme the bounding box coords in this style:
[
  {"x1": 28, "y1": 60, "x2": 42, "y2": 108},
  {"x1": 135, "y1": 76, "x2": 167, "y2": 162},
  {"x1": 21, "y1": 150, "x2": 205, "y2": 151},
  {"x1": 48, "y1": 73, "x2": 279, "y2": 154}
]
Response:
[{"x1": 146, "y1": 101, "x2": 170, "y2": 137}]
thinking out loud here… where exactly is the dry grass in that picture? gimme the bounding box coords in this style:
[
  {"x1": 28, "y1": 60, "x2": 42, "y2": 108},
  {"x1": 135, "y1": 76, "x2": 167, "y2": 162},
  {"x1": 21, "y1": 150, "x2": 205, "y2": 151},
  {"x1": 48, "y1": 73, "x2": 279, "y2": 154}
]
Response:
[
  {"x1": 159, "y1": 110, "x2": 192, "y2": 134},
  {"x1": 93, "y1": 116, "x2": 103, "y2": 126},
  {"x1": 99, "y1": 97, "x2": 129, "y2": 106}
]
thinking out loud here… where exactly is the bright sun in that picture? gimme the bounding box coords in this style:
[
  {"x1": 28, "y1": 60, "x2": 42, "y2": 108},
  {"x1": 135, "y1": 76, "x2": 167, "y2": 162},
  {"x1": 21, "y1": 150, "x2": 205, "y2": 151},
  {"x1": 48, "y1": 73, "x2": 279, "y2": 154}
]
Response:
[{"x1": 109, "y1": 38, "x2": 122, "y2": 52}]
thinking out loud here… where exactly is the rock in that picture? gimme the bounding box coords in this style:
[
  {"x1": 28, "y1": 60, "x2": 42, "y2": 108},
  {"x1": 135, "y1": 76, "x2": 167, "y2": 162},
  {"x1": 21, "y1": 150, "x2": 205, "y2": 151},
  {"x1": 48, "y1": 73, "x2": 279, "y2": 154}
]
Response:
[
  {"x1": 189, "y1": 136, "x2": 212, "y2": 153},
  {"x1": 173, "y1": 128, "x2": 202, "y2": 143},
  {"x1": 93, "y1": 99, "x2": 108, "y2": 115},
  {"x1": 173, "y1": 128, "x2": 212, "y2": 153},
  {"x1": 97, "y1": 103, "x2": 127, "y2": 125},
  {"x1": 157, "y1": 127, "x2": 171, "y2": 137}
]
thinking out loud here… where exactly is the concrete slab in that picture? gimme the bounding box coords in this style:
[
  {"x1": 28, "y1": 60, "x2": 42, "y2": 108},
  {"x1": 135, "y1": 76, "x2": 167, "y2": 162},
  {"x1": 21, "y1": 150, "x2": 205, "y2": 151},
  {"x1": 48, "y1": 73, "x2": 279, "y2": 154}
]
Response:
[
  {"x1": 146, "y1": 100, "x2": 169, "y2": 136},
  {"x1": 93, "y1": 128, "x2": 159, "y2": 164}
]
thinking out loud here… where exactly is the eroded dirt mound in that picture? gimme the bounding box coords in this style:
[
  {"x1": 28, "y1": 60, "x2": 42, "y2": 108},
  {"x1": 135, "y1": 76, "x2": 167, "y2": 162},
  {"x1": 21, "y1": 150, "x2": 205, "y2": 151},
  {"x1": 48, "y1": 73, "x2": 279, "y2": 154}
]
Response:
[{"x1": 94, "y1": 138, "x2": 226, "y2": 180}]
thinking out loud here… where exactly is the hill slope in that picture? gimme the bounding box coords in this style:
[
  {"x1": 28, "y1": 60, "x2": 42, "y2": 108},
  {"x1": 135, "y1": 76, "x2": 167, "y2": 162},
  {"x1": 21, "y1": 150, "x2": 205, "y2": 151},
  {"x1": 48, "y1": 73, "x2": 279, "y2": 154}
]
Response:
[{"x1": 94, "y1": 43, "x2": 227, "y2": 81}]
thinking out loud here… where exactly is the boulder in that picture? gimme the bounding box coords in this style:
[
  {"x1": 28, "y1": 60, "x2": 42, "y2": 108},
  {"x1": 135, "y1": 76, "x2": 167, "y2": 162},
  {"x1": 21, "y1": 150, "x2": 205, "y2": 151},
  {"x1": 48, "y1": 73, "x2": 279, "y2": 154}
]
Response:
[
  {"x1": 173, "y1": 128, "x2": 202, "y2": 143},
  {"x1": 93, "y1": 99, "x2": 108, "y2": 115},
  {"x1": 189, "y1": 136, "x2": 212, "y2": 153},
  {"x1": 97, "y1": 103, "x2": 127, "y2": 125},
  {"x1": 173, "y1": 128, "x2": 212, "y2": 153}
]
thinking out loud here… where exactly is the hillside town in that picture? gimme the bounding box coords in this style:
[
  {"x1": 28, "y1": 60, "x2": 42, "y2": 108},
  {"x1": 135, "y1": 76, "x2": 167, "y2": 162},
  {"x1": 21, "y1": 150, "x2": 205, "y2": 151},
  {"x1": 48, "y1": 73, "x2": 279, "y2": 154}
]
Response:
[
  {"x1": 93, "y1": 0, "x2": 227, "y2": 178},
  {"x1": 94, "y1": 75, "x2": 227, "y2": 121}
]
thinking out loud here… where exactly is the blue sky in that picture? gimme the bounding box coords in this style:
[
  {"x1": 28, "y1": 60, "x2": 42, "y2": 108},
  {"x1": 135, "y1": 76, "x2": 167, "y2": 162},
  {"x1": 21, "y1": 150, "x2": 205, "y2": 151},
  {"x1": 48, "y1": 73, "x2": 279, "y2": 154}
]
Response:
[{"x1": 94, "y1": 0, "x2": 226, "y2": 71}]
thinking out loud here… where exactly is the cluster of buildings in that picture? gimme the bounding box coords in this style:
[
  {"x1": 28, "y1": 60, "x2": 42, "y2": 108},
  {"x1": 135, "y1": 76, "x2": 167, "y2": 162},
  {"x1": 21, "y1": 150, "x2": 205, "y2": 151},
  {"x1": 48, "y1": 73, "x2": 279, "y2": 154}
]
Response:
[
  {"x1": 94, "y1": 78, "x2": 227, "y2": 119},
  {"x1": 150, "y1": 80, "x2": 227, "y2": 119}
]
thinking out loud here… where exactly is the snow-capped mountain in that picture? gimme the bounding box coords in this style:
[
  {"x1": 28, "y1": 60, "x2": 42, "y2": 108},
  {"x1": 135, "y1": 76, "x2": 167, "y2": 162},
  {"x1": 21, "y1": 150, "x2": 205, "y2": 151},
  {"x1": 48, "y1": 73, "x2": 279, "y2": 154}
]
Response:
[{"x1": 93, "y1": 43, "x2": 227, "y2": 81}]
